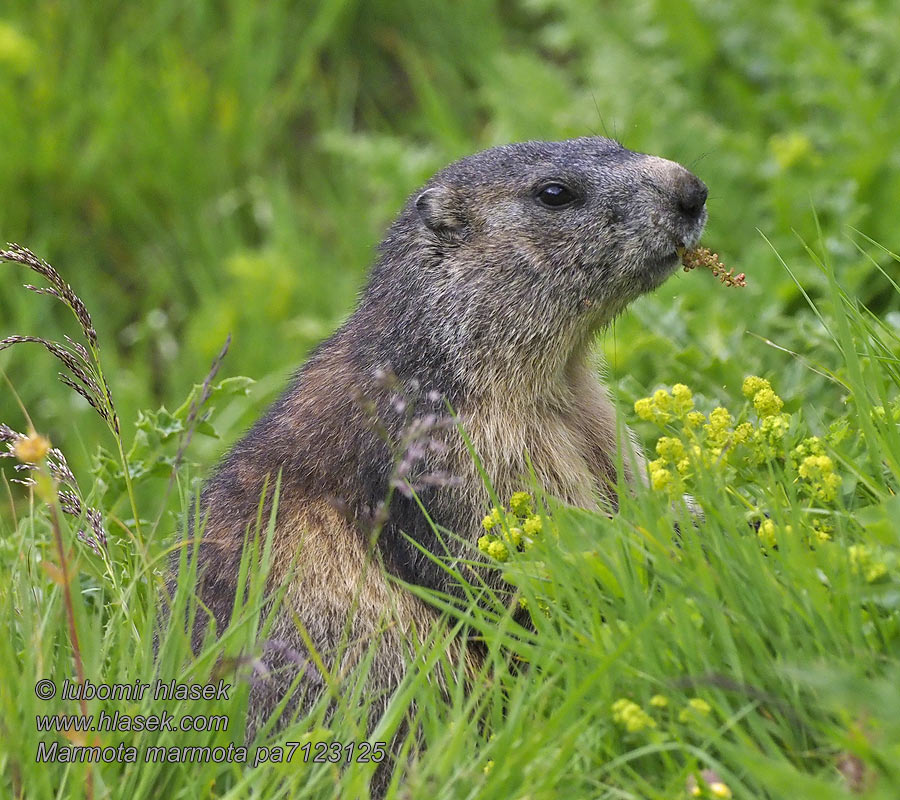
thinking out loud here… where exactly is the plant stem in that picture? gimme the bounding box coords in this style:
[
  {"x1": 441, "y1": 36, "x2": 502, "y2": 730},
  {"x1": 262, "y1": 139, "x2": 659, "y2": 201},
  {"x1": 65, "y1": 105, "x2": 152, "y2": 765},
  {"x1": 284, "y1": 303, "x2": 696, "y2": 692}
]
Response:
[{"x1": 48, "y1": 498, "x2": 94, "y2": 800}]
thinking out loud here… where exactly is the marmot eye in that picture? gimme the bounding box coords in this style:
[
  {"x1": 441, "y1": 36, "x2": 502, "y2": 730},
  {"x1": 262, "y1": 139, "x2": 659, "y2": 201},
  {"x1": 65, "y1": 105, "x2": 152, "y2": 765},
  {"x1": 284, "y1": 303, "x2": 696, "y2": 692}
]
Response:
[{"x1": 536, "y1": 183, "x2": 577, "y2": 208}]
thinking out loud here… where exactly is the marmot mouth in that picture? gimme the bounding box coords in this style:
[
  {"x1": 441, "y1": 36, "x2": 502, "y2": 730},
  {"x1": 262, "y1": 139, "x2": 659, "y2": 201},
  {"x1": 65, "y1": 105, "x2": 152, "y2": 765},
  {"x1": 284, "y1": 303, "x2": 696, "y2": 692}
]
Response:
[
  {"x1": 638, "y1": 249, "x2": 682, "y2": 292},
  {"x1": 647, "y1": 249, "x2": 681, "y2": 273}
]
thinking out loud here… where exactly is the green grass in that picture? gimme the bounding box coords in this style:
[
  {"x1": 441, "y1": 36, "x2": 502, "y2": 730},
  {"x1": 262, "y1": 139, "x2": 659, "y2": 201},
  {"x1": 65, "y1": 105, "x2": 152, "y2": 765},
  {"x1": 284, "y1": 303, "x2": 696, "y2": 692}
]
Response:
[
  {"x1": 2, "y1": 1, "x2": 900, "y2": 798},
  {"x1": 2, "y1": 248, "x2": 900, "y2": 799}
]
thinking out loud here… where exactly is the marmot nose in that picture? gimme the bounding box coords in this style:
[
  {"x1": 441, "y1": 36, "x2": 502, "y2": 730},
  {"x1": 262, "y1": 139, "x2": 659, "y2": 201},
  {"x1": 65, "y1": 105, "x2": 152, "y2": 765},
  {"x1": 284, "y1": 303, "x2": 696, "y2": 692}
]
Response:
[{"x1": 674, "y1": 171, "x2": 708, "y2": 221}]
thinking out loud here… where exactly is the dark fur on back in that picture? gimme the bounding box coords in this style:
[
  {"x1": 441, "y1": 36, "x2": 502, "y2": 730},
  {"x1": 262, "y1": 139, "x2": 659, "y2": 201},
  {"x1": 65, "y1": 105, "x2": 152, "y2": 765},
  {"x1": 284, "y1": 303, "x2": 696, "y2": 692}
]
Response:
[{"x1": 190, "y1": 137, "x2": 708, "y2": 724}]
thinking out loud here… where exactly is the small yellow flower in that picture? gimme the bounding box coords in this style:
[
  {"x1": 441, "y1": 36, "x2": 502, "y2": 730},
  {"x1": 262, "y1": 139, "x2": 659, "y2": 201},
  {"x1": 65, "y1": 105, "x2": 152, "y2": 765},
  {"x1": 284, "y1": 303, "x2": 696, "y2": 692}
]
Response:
[
  {"x1": 13, "y1": 431, "x2": 51, "y2": 464},
  {"x1": 483, "y1": 759, "x2": 494, "y2": 775},
  {"x1": 650, "y1": 466, "x2": 674, "y2": 492},
  {"x1": 848, "y1": 545, "x2": 888, "y2": 583},
  {"x1": 848, "y1": 544, "x2": 865, "y2": 567},
  {"x1": 688, "y1": 697, "x2": 711, "y2": 714},
  {"x1": 708, "y1": 407, "x2": 733, "y2": 429},
  {"x1": 752, "y1": 413, "x2": 791, "y2": 462},
  {"x1": 802, "y1": 454, "x2": 832, "y2": 474},
  {"x1": 705, "y1": 407, "x2": 733, "y2": 450},
  {"x1": 479, "y1": 534, "x2": 510, "y2": 561},
  {"x1": 486, "y1": 540, "x2": 509, "y2": 562},
  {"x1": 798, "y1": 454, "x2": 840, "y2": 503},
  {"x1": 679, "y1": 697, "x2": 712, "y2": 721},
  {"x1": 523, "y1": 515, "x2": 542, "y2": 536},
  {"x1": 686, "y1": 411, "x2": 706, "y2": 428},
  {"x1": 652, "y1": 388, "x2": 672, "y2": 412},
  {"x1": 611, "y1": 698, "x2": 656, "y2": 732},
  {"x1": 757, "y1": 518, "x2": 777, "y2": 548},
  {"x1": 742, "y1": 375, "x2": 771, "y2": 399},
  {"x1": 799, "y1": 436, "x2": 824, "y2": 456},
  {"x1": 732, "y1": 422, "x2": 753, "y2": 444},
  {"x1": 761, "y1": 414, "x2": 789, "y2": 439},
  {"x1": 482, "y1": 513, "x2": 497, "y2": 531},
  {"x1": 505, "y1": 526, "x2": 523, "y2": 547},
  {"x1": 759, "y1": 414, "x2": 791, "y2": 445},
  {"x1": 688, "y1": 770, "x2": 732, "y2": 799},
  {"x1": 656, "y1": 436, "x2": 685, "y2": 463},
  {"x1": 649, "y1": 694, "x2": 668, "y2": 708},
  {"x1": 753, "y1": 387, "x2": 784, "y2": 417},
  {"x1": 632, "y1": 389, "x2": 673, "y2": 424},
  {"x1": 811, "y1": 519, "x2": 832, "y2": 542},
  {"x1": 634, "y1": 397, "x2": 654, "y2": 421},
  {"x1": 672, "y1": 383, "x2": 694, "y2": 415},
  {"x1": 509, "y1": 491, "x2": 533, "y2": 517}
]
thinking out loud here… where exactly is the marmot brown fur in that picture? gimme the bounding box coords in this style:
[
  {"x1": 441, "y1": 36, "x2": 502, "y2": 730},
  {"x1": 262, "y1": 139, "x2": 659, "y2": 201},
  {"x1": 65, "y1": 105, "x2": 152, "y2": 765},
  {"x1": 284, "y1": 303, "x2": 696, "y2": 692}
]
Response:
[{"x1": 191, "y1": 136, "x2": 708, "y2": 725}]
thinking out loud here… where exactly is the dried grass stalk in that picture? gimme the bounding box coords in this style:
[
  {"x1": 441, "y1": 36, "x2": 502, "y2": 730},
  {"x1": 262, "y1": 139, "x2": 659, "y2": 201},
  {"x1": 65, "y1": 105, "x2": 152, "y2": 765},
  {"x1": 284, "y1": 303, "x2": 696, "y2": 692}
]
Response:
[{"x1": 681, "y1": 246, "x2": 747, "y2": 288}]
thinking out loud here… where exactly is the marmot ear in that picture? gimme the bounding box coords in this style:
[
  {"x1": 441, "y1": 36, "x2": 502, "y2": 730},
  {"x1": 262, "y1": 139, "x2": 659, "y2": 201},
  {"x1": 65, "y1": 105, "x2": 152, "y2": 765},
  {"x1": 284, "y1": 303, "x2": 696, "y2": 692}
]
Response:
[{"x1": 415, "y1": 186, "x2": 467, "y2": 237}]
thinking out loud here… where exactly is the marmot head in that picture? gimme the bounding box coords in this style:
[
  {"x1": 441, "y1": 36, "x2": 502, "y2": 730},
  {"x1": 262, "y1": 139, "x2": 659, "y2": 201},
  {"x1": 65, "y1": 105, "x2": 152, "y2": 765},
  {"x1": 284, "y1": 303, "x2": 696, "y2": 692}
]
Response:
[
  {"x1": 363, "y1": 137, "x2": 708, "y2": 393},
  {"x1": 414, "y1": 136, "x2": 705, "y2": 312}
]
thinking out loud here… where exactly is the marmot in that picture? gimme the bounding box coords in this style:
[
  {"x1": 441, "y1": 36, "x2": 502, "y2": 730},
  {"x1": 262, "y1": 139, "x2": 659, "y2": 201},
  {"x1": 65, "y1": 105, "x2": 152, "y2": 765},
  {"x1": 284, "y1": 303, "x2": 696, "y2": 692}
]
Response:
[{"x1": 192, "y1": 136, "x2": 707, "y2": 725}]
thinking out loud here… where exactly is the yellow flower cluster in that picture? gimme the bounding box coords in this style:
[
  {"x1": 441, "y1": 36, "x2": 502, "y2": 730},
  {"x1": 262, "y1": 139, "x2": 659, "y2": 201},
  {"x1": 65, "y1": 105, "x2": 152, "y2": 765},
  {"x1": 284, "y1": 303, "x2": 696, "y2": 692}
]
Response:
[
  {"x1": 689, "y1": 775, "x2": 734, "y2": 799},
  {"x1": 791, "y1": 437, "x2": 840, "y2": 503},
  {"x1": 704, "y1": 406, "x2": 739, "y2": 459},
  {"x1": 648, "y1": 433, "x2": 694, "y2": 493},
  {"x1": 848, "y1": 545, "x2": 889, "y2": 583},
  {"x1": 611, "y1": 698, "x2": 656, "y2": 733},
  {"x1": 743, "y1": 375, "x2": 784, "y2": 417},
  {"x1": 648, "y1": 457, "x2": 684, "y2": 494},
  {"x1": 632, "y1": 376, "x2": 853, "y2": 558},
  {"x1": 636, "y1": 378, "x2": 794, "y2": 494},
  {"x1": 634, "y1": 376, "x2": 847, "y2": 511},
  {"x1": 741, "y1": 376, "x2": 790, "y2": 459},
  {"x1": 609, "y1": 693, "x2": 717, "y2": 736},
  {"x1": 757, "y1": 518, "x2": 777, "y2": 549},
  {"x1": 797, "y1": 454, "x2": 840, "y2": 503},
  {"x1": 812, "y1": 519, "x2": 832, "y2": 542},
  {"x1": 753, "y1": 413, "x2": 791, "y2": 462},
  {"x1": 479, "y1": 492, "x2": 545, "y2": 562},
  {"x1": 756, "y1": 517, "x2": 836, "y2": 550},
  {"x1": 509, "y1": 491, "x2": 532, "y2": 516},
  {"x1": 634, "y1": 384, "x2": 695, "y2": 425},
  {"x1": 678, "y1": 697, "x2": 712, "y2": 723},
  {"x1": 637, "y1": 386, "x2": 697, "y2": 493}
]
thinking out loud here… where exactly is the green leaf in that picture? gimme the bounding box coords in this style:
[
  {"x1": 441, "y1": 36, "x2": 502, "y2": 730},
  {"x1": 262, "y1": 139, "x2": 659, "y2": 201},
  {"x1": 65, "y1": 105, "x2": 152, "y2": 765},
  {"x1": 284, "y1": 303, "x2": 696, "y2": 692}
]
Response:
[{"x1": 855, "y1": 496, "x2": 900, "y2": 544}]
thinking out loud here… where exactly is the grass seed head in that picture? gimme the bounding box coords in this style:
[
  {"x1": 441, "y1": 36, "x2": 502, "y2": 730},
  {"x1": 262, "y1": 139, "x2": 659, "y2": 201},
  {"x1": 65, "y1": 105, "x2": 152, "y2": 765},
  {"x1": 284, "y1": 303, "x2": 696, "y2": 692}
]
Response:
[{"x1": 681, "y1": 246, "x2": 746, "y2": 288}]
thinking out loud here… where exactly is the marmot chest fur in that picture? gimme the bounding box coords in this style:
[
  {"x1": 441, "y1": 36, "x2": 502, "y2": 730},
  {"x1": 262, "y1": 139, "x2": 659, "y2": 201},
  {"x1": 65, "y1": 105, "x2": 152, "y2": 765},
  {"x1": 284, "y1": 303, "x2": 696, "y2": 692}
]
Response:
[{"x1": 194, "y1": 136, "x2": 708, "y2": 719}]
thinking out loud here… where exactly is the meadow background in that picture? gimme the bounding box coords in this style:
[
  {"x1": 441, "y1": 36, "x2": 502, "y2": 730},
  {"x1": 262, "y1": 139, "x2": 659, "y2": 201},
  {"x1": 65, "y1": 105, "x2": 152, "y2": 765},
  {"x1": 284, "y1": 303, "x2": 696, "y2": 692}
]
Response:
[{"x1": 2, "y1": 1, "x2": 900, "y2": 798}]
